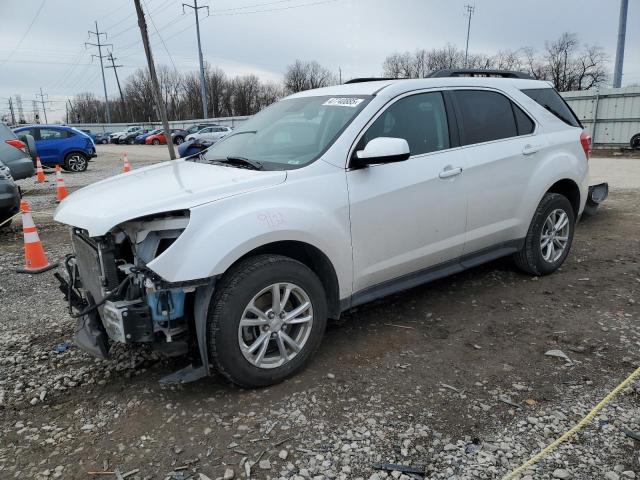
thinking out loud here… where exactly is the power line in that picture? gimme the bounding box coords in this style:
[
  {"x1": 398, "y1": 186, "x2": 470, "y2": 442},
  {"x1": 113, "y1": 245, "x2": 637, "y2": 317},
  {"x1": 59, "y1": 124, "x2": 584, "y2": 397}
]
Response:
[
  {"x1": 144, "y1": 0, "x2": 179, "y2": 73},
  {"x1": 182, "y1": 0, "x2": 209, "y2": 118},
  {"x1": 210, "y1": 0, "x2": 340, "y2": 16},
  {"x1": 215, "y1": 0, "x2": 297, "y2": 12},
  {"x1": 0, "y1": 0, "x2": 46, "y2": 66},
  {"x1": 85, "y1": 21, "x2": 113, "y2": 123}
]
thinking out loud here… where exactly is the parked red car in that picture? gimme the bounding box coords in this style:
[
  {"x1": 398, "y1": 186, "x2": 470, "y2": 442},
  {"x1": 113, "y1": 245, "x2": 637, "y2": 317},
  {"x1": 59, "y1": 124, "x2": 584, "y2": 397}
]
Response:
[{"x1": 145, "y1": 131, "x2": 167, "y2": 145}]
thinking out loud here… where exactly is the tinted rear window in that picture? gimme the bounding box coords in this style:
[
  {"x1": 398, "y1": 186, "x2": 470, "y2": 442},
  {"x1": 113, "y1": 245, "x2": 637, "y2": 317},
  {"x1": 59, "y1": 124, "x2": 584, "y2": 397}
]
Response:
[
  {"x1": 454, "y1": 90, "x2": 518, "y2": 145},
  {"x1": 521, "y1": 88, "x2": 581, "y2": 128}
]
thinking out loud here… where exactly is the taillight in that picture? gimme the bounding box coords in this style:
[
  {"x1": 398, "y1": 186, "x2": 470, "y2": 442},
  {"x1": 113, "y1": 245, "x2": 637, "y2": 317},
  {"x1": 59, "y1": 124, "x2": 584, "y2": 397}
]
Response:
[
  {"x1": 580, "y1": 131, "x2": 592, "y2": 160},
  {"x1": 5, "y1": 139, "x2": 27, "y2": 153}
]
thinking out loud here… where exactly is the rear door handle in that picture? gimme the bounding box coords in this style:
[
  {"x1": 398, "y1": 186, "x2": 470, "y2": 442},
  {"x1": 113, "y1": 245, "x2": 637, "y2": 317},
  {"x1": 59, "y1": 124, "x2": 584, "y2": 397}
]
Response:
[
  {"x1": 522, "y1": 144, "x2": 542, "y2": 155},
  {"x1": 439, "y1": 166, "x2": 463, "y2": 179}
]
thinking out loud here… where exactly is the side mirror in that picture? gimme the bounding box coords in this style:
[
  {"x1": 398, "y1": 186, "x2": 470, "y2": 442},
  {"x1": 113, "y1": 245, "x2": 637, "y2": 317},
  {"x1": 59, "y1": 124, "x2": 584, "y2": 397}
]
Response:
[{"x1": 352, "y1": 137, "x2": 410, "y2": 168}]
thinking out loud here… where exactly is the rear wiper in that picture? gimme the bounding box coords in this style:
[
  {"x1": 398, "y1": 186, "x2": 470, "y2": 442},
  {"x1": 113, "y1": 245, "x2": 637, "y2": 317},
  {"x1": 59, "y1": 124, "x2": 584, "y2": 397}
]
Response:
[{"x1": 211, "y1": 156, "x2": 264, "y2": 171}]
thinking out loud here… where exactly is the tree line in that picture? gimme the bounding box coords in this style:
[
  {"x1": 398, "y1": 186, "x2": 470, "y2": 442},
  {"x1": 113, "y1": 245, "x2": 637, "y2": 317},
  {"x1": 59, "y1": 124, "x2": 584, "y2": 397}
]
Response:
[{"x1": 69, "y1": 32, "x2": 608, "y2": 124}]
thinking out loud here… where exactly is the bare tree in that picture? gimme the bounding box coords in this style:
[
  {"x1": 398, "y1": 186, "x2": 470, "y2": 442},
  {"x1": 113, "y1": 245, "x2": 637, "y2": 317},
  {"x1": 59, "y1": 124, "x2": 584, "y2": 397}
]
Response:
[{"x1": 284, "y1": 59, "x2": 335, "y2": 93}]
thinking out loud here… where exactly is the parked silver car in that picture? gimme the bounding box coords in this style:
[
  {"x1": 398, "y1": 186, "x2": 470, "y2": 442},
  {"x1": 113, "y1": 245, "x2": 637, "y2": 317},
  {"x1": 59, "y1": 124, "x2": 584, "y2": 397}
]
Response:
[{"x1": 185, "y1": 125, "x2": 232, "y2": 143}]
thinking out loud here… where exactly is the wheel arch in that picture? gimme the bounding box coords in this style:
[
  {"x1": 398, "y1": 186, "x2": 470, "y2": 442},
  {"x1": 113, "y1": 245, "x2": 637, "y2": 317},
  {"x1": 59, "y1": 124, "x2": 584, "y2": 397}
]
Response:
[
  {"x1": 230, "y1": 240, "x2": 341, "y2": 319},
  {"x1": 545, "y1": 178, "x2": 581, "y2": 217}
]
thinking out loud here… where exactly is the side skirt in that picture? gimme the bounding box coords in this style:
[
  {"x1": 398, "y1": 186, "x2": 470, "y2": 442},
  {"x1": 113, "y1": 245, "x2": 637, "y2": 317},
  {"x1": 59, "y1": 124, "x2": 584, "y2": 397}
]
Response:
[{"x1": 341, "y1": 239, "x2": 524, "y2": 311}]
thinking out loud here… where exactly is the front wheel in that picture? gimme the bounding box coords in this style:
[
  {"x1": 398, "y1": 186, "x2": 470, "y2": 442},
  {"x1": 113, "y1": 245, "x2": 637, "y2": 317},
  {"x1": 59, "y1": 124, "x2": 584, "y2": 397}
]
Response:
[
  {"x1": 631, "y1": 134, "x2": 640, "y2": 150},
  {"x1": 208, "y1": 254, "x2": 327, "y2": 388},
  {"x1": 152, "y1": 139, "x2": 160, "y2": 145},
  {"x1": 174, "y1": 136, "x2": 184, "y2": 145},
  {"x1": 64, "y1": 153, "x2": 88, "y2": 172},
  {"x1": 514, "y1": 193, "x2": 575, "y2": 275}
]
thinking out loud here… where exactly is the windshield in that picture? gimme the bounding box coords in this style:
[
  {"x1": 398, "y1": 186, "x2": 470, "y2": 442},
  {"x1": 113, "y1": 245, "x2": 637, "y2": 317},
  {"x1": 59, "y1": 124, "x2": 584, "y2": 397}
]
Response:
[{"x1": 199, "y1": 95, "x2": 371, "y2": 170}]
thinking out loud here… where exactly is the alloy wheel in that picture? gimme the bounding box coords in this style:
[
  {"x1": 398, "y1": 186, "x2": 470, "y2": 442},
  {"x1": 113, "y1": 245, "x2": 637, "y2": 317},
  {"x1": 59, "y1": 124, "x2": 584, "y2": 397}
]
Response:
[
  {"x1": 237, "y1": 282, "x2": 314, "y2": 369},
  {"x1": 67, "y1": 154, "x2": 87, "y2": 172},
  {"x1": 540, "y1": 208, "x2": 570, "y2": 263}
]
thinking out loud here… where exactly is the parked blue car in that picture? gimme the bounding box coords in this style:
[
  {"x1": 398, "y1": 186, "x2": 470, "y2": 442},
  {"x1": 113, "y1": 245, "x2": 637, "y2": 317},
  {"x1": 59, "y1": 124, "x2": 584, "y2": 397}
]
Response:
[
  {"x1": 13, "y1": 125, "x2": 96, "y2": 172},
  {"x1": 134, "y1": 128, "x2": 162, "y2": 144}
]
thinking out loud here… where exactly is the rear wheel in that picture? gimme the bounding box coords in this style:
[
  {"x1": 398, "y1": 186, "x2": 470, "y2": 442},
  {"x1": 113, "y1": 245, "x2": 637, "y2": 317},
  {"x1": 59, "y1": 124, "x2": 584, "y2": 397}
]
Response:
[
  {"x1": 514, "y1": 193, "x2": 575, "y2": 275},
  {"x1": 152, "y1": 139, "x2": 160, "y2": 145},
  {"x1": 208, "y1": 254, "x2": 327, "y2": 388},
  {"x1": 64, "y1": 152, "x2": 88, "y2": 172},
  {"x1": 631, "y1": 134, "x2": 640, "y2": 150},
  {"x1": 174, "y1": 136, "x2": 184, "y2": 145}
]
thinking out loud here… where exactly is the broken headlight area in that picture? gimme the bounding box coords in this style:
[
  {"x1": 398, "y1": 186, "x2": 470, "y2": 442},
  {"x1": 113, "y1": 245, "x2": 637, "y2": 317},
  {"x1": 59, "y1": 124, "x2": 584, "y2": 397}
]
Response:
[{"x1": 56, "y1": 211, "x2": 203, "y2": 360}]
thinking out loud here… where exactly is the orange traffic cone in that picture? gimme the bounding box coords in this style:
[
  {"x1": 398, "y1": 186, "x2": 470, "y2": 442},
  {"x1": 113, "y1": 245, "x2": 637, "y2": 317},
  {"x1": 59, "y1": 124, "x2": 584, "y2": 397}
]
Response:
[
  {"x1": 123, "y1": 152, "x2": 131, "y2": 173},
  {"x1": 35, "y1": 156, "x2": 45, "y2": 183},
  {"x1": 16, "y1": 200, "x2": 57, "y2": 274},
  {"x1": 55, "y1": 165, "x2": 69, "y2": 202}
]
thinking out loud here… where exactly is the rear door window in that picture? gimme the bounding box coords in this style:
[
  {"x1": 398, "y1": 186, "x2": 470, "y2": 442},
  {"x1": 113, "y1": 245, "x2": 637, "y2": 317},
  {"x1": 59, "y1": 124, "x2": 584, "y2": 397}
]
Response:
[
  {"x1": 360, "y1": 91, "x2": 450, "y2": 156},
  {"x1": 39, "y1": 128, "x2": 69, "y2": 140},
  {"x1": 521, "y1": 88, "x2": 581, "y2": 128},
  {"x1": 453, "y1": 90, "x2": 518, "y2": 145}
]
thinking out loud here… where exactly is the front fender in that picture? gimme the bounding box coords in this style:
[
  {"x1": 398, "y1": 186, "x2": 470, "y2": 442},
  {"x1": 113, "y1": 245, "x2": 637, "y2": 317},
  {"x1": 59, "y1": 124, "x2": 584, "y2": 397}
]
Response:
[{"x1": 147, "y1": 168, "x2": 353, "y2": 298}]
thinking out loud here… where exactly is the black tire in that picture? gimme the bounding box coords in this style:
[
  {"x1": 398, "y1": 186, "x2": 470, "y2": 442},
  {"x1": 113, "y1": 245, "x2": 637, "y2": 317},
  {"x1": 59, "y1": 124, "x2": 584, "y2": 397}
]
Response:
[
  {"x1": 127, "y1": 138, "x2": 135, "y2": 145},
  {"x1": 64, "y1": 152, "x2": 88, "y2": 172},
  {"x1": 101, "y1": 139, "x2": 108, "y2": 144},
  {"x1": 174, "y1": 136, "x2": 184, "y2": 145},
  {"x1": 208, "y1": 254, "x2": 327, "y2": 388},
  {"x1": 631, "y1": 134, "x2": 640, "y2": 150},
  {"x1": 152, "y1": 139, "x2": 160, "y2": 145},
  {"x1": 513, "y1": 193, "x2": 575, "y2": 276}
]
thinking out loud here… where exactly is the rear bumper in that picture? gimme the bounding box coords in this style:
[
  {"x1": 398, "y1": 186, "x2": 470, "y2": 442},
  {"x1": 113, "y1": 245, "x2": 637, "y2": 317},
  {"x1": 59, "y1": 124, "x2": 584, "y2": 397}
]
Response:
[
  {"x1": 6, "y1": 156, "x2": 35, "y2": 181},
  {"x1": 588, "y1": 182, "x2": 608, "y2": 205}
]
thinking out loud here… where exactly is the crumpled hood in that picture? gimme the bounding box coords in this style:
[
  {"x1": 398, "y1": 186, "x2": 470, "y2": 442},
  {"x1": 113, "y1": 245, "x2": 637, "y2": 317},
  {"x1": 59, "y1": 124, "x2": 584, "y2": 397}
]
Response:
[{"x1": 54, "y1": 159, "x2": 287, "y2": 236}]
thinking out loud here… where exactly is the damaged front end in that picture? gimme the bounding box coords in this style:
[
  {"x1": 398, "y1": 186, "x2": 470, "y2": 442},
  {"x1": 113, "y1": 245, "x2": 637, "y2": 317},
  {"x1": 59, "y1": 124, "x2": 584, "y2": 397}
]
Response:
[{"x1": 55, "y1": 210, "x2": 214, "y2": 383}]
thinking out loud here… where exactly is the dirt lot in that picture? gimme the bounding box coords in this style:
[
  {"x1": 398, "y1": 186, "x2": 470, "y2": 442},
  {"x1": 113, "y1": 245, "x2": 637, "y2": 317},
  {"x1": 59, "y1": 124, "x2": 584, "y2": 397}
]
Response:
[{"x1": 0, "y1": 146, "x2": 639, "y2": 480}]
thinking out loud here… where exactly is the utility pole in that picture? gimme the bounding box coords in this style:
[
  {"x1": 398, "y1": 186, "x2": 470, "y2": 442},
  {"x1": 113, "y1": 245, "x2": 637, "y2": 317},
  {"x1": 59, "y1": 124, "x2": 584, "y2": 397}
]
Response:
[
  {"x1": 463, "y1": 4, "x2": 475, "y2": 68},
  {"x1": 8, "y1": 98, "x2": 16, "y2": 125},
  {"x1": 134, "y1": 0, "x2": 176, "y2": 159},
  {"x1": 32, "y1": 100, "x2": 40, "y2": 124},
  {"x1": 105, "y1": 51, "x2": 128, "y2": 121},
  {"x1": 36, "y1": 87, "x2": 48, "y2": 124},
  {"x1": 339, "y1": 67, "x2": 342, "y2": 84},
  {"x1": 182, "y1": 0, "x2": 209, "y2": 119},
  {"x1": 16, "y1": 95, "x2": 24, "y2": 124},
  {"x1": 613, "y1": 0, "x2": 629, "y2": 88},
  {"x1": 86, "y1": 21, "x2": 113, "y2": 123},
  {"x1": 67, "y1": 100, "x2": 75, "y2": 124}
]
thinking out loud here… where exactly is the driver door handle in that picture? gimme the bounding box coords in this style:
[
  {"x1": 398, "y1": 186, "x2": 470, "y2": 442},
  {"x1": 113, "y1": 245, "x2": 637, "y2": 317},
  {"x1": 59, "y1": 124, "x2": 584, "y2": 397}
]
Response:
[{"x1": 439, "y1": 166, "x2": 463, "y2": 179}]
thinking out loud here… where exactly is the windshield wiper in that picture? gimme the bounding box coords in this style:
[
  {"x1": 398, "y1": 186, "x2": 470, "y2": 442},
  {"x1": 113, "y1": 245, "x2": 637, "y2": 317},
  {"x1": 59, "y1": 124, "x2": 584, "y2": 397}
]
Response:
[{"x1": 211, "y1": 156, "x2": 264, "y2": 171}]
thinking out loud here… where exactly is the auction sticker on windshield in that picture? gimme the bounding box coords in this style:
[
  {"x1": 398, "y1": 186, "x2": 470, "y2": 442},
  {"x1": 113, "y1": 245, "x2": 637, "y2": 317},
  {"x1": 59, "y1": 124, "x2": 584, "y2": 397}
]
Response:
[{"x1": 322, "y1": 98, "x2": 365, "y2": 107}]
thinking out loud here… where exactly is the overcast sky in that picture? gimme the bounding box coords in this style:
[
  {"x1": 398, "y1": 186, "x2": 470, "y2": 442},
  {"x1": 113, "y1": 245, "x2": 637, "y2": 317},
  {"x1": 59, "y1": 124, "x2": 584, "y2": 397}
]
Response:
[{"x1": 1, "y1": 0, "x2": 638, "y2": 122}]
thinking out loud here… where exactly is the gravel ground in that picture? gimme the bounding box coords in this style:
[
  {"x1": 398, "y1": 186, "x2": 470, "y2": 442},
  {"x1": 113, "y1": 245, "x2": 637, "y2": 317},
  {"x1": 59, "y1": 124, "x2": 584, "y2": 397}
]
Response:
[{"x1": 0, "y1": 146, "x2": 639, "y2": 479}]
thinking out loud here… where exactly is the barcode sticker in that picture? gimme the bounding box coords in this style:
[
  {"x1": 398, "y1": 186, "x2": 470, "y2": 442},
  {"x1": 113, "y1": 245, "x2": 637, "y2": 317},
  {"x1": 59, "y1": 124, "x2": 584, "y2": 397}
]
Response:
[{"x1": 322, "y1": 98, "x2": 364, "y2": 107}]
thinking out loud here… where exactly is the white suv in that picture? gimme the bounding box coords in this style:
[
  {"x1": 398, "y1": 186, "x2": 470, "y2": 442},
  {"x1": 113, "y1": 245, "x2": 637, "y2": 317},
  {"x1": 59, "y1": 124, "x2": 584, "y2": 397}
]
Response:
[{"x1": 54, "y1": 71, "x2": 590, "y2": 387}]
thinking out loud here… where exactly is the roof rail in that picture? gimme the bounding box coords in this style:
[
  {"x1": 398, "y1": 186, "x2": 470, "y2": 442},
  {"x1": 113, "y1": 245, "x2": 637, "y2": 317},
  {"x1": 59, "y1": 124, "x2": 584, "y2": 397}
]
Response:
[
  {"x1": 427, "y1": 69, "x2": 534, "y2": 80},
  {"x1": 344, "y1": 77, "x2": 399, "y2": 84}
]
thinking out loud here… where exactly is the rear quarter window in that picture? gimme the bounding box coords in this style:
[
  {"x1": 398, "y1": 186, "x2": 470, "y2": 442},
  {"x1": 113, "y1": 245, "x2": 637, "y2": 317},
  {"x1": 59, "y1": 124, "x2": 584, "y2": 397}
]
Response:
[
  {"x1": 521, "y1": 88, "x2": 581, "y2": 128},
  {"x1": 453, "y1": 90, "x2": 518, "y2": 145}
]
